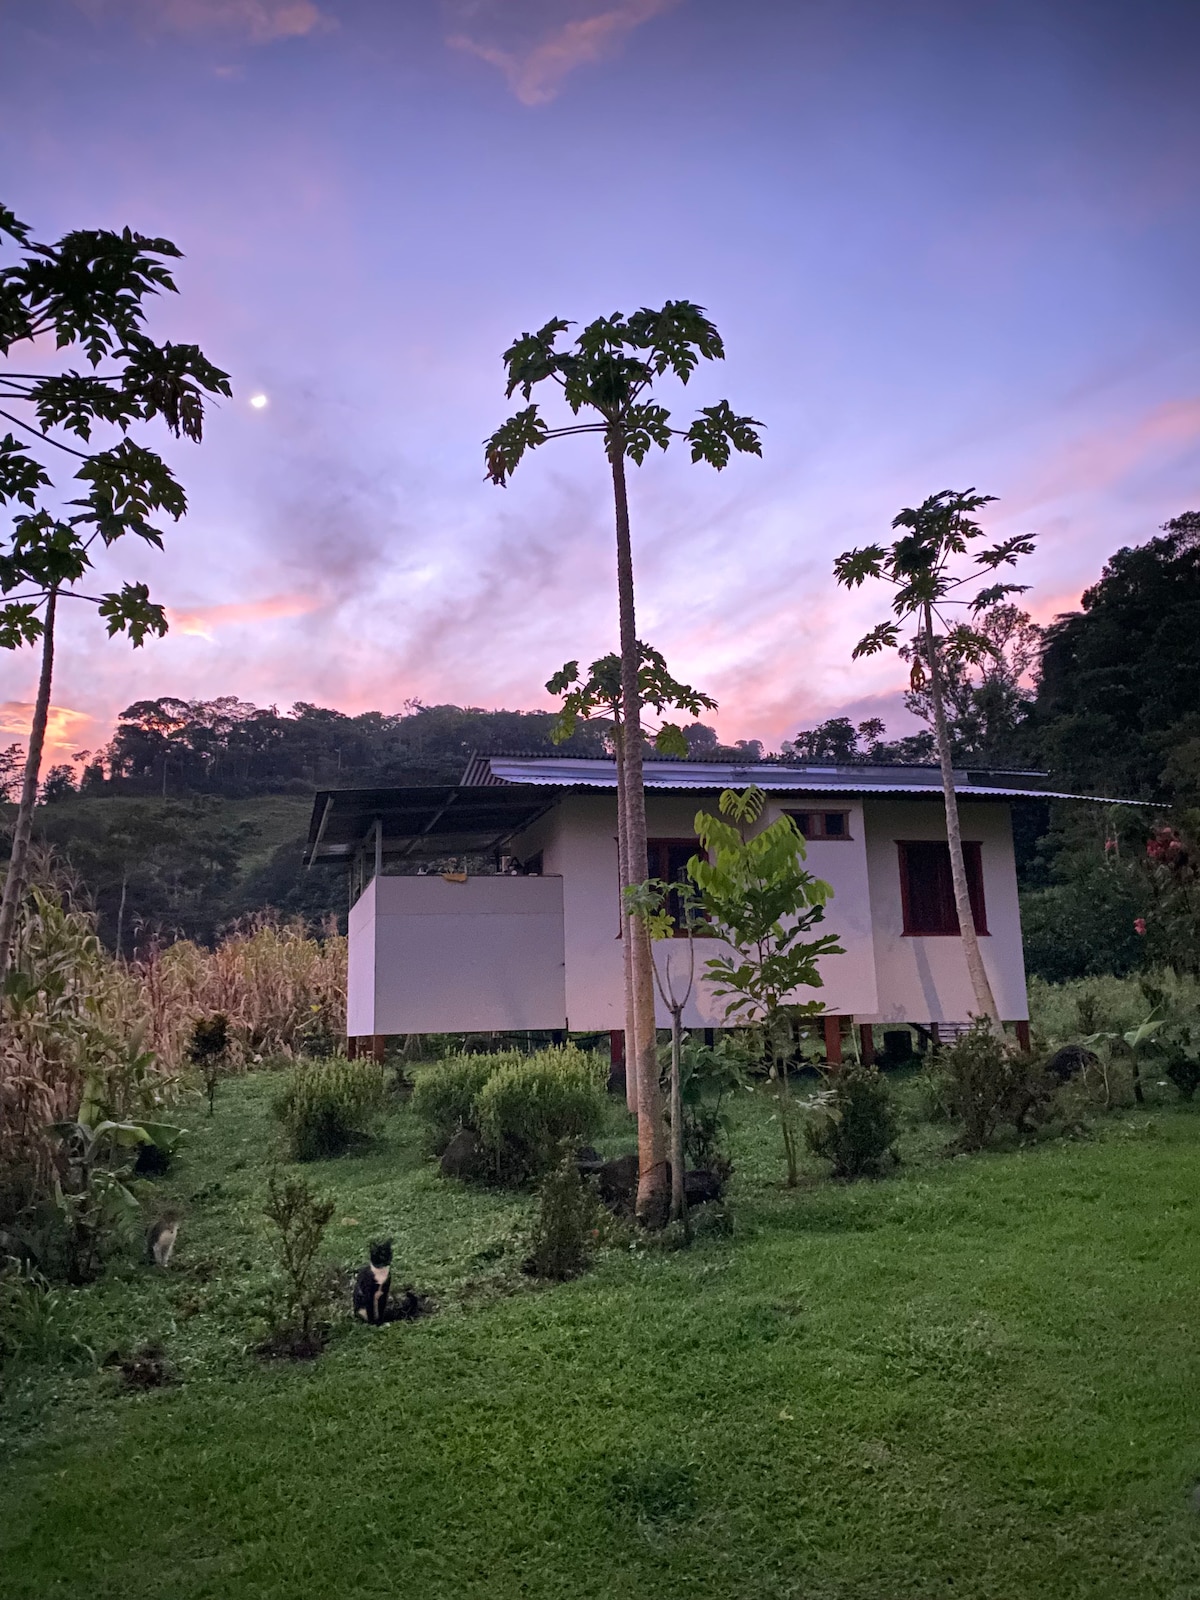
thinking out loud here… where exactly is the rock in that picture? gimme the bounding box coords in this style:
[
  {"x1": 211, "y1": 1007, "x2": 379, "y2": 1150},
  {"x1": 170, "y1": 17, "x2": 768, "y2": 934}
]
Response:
[
  {"x1": 598, "y1": 1152, "x2": 639, "y2": 1211},
  {"x1": 1046, "y1": 1044, "x2": 1098, "y2": 1082},
  {"x1": 440, "y1": 1128, "x2": 487, "y2": 1182},
  {"x1": 684, "y1": 1169, "x2": 723, "y2": 1206}
]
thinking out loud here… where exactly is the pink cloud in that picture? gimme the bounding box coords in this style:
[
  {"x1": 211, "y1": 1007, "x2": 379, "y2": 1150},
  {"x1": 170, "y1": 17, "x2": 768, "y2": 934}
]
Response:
[
  {"x1": 448, "y1": 0, "x2": 682, "y2": 106},
  {"x1": 166, "y1": 593, "x2": 320, "y2": 641},
  {"x1": 79, "y1": 0, "x2": 330, "y2": 43},
  {"x1": 1013, "y1": 396, "x2": 1200, "y2": 513},
  {"x1": 0, "y1": 703, "x2": 98, "y2": 768}
]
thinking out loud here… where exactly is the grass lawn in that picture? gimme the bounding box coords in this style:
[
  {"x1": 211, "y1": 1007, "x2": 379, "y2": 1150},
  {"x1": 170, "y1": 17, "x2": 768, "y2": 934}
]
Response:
[{"x1": 2, "y1": 1071, "x2": 1199, "y2": 1599}]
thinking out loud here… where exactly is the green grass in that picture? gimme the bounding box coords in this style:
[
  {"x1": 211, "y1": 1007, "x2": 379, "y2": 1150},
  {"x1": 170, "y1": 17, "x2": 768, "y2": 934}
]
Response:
[{"x1": 3, "y1": 1071, "x2": 1200, "y2": 1599}]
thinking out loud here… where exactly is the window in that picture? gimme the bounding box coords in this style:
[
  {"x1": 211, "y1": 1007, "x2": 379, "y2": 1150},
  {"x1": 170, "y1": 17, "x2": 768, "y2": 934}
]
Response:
[
  {"x1": 647, "y1": 838, "x2": 705, "y2": 935},
  {"x1": 898, "y1": 841, "x2": 988, "y2": 936},
  {"x1": 786, "y1": 810, "x2": 852, "y2": 841}
]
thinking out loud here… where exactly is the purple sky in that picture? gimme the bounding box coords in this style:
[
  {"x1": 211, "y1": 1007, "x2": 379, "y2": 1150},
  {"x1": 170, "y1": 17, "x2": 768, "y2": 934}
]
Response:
[{"x1": 2, "y1": 0, "x2": 1198, "y2": 766}]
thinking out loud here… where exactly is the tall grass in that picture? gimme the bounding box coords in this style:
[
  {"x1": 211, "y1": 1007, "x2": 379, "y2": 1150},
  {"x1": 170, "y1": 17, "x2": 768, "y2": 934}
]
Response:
[
  {"x1": 1029, "y1": 969, "x2": 1200, "y2": 1041},
  {"x1": 0, "y1": 874, "x2": 347, "y2": 1211}
]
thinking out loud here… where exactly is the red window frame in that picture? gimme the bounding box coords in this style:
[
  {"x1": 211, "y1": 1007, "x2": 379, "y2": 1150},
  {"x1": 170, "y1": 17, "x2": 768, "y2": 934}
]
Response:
[
  {"x1": 897, "y1": 840, "x2": 989, "y2": 937},
  {"x1": 785, "y1": 810, "x2": 853, "y2": 841},
  {"x1": 647, "y1": 837, "x2": 706, "y2": 938}
]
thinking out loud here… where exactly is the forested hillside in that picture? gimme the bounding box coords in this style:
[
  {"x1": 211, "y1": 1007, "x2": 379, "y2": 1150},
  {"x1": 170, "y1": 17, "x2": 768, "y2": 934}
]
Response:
[{"x1": 2, "y1": 513, "x2": 1197, "y2": 974}]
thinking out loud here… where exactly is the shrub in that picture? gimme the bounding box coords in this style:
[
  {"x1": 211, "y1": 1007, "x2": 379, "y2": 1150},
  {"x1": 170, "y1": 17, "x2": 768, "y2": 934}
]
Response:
[
  {"x1": 274, "y1": 1057, "x2": 387, "y2": 1161},
  {"x1": 261, "y1": 1170, "x2": 335, "y2": 1355},
  {"x1": 934, "y1": 1020, "x2": 1055, "y2": 1150},
  {"x1": 1162, "y1": 1045, "x2": 1200, "y2": 1102},
  {"x1": 804, "y1": 1066, "x2": 898, "y2": 1178},
  {"x1": 525, "y1": 1151, "x2": 600, "y2": 1280},
  {"x1": 0, "y1": 1256, "x2": 93, "y2": 1372},
  {"x1": 475, "y1": 1046, "x2": 608, "y2": 1184},
  {"x1": 410, "y1": 1052, "x2": 515, "y2": 1154}
]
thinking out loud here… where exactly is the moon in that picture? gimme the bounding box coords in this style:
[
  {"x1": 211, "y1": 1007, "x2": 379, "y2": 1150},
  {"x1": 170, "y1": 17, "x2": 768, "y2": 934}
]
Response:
[{"x1": 249, "y1": 393, "x2": 268, "y2": 409}]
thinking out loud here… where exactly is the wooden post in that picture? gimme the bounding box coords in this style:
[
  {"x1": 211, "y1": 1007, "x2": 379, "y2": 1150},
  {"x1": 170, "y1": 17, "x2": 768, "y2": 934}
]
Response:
[
  {"x1": 370, "y1": 1034, "x2": 387, "y2": 1064},
  {"x1": 823, "y1": 1014, "x2": 843, "y2": 1067},
  {"x1": 1014, "y1": 1020, "x2": 1031, "y2": 1053},
  {"x1": 858, "y1": 1023, "x2": 875, "y2": 1067},
  {"x1": 930, "y1": 1022, "x2": 941, "y2": 1047}
]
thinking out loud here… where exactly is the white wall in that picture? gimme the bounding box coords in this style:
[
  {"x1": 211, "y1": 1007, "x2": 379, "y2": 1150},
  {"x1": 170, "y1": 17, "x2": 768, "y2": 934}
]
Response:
[
  {"x1": 861, "y1": 799, "x2": 1029, "y2": 1024},
  {"x1": 515, "y1": 793, "x2": 878, "y2": 1031},
  {"x1": 346, "y1": 875, "x2": 377, "y2": 1037},
  {"x1": 347, "y1": 792, "x2": 1029, "y2": 1035},
  {"x1": 349, "y1": 874, "x2": 566, "y2": 1036}
]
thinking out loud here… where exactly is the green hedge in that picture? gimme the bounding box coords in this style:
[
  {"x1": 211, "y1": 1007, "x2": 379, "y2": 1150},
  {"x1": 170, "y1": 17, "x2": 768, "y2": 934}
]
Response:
[
  {"x1": 274, "y1": 1057, "x2": 388, "y2": 1161},
  {"x1": 412, "y1": 1044, "x2": 608, "y2": 1185}
]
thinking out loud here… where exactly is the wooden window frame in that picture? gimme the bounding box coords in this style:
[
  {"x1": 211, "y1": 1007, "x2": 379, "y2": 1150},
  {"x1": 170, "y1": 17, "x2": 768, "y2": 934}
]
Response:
[
  {"x1": 897, "y1": 840, "x2": 989, "y2": 937},
  {"x1": 647, "y1": 837, "x2": 706, "y2": 938},
  {"x1": 785, "y1": 809, "x2": 853, "y2": 841}
]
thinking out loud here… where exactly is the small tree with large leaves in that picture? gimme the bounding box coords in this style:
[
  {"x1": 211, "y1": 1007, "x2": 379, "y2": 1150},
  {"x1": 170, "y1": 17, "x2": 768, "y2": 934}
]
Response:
[
  {"x1": 688, "y1": 787, "x2": 842, "y2": 1187},
  {"x1": 833, "y1": 490, "x2": 1035, "y2": 1027},
  {"x1": 486, "y1": 303, "x2": 761, "y2": 1226},
  {"x1": 0, "y1": 205, "x2": 229, "y2": 972},
  {"x1": 547, "y1": 641, "x2": 715, "y2": 1114}
]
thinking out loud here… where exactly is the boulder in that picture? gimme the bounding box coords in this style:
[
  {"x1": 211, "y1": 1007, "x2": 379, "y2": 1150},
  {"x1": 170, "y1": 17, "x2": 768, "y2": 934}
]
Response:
[
  {"x1": 684, "y1": 1168, "x2": 723, "y2": 1207},
  {"x1": 1046, "y1": 1044, "x2": 1099, "y2": 1082},
  {"x1": 597, "y1": 1152, "x2": 639, "y2": 1211}
]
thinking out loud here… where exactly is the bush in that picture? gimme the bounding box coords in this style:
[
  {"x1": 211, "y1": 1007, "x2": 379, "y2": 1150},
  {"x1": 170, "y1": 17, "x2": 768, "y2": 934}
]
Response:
[
  {"x1": 525, "y1": 1151, "x2": 600, "y2": 1280},
  {"x1": 475, "y1": 1046, "x2": 608, "y2": 1184},
  {"x1": 410, "y1": 1052, "x2": 515, "y2": 1154},
  {"x1": 1162, "y1": 1045, "x2": 1200, "y2": 1102},
  {"x1": 274, "y1": 1057, "x2": 387, "y2": 1161},
  {"x1": 1020, "y1": 870, "x2": 1146, "y2": 983},
  {"x1": 0, "y1": 1256, "x2": 93, "y2": 1372},
  {"x1": 261, "y1": 1170, "x2": 335, "y2": 1355},
  {"x1": 934, "y1": 1020, "x2": 1055, "y2": 1150},
  {"x1": 412, "y1": 1045, "x2": 608, "y2": 1186},
  {"x1": 804, "y1": 1067, "x2": 898, "y2": 1178}
]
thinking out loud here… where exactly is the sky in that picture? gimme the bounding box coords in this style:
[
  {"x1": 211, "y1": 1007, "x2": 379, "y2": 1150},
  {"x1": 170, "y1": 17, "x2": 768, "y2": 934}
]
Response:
[{"x1": 1, "y1": 0, "x2": 1198, "y2": 766}]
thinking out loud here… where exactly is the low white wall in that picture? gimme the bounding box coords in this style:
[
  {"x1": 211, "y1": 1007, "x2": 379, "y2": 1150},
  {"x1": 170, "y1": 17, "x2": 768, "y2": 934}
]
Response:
[
  {"x1": 349, "y1": 873, "x2": 566, "y2": 1035},
  {"x1": 862, "y1": 798, "x2": 1029, "y2": 1024}
]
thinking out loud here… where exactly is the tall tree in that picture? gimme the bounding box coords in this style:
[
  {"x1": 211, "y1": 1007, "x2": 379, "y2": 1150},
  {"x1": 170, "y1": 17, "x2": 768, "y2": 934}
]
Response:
[
  {"x1": 0, "y1": 205, "x2": 229, "y2": 970},
  {"x1": 485, "y1": 303, "x2": 762, "y2": 1225},
  {"x1": 547, "y1": 641, "x2": 716, "y2": 1114},
  {"x1": 833, "y1": 490, "x2": 1035, "y2": 1026}
]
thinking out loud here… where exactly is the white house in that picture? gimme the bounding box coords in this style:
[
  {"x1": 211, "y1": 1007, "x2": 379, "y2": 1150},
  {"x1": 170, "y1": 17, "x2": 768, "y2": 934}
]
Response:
[{"x1": 304, "y1": 754, "x2": 1098, "y2": 1063}]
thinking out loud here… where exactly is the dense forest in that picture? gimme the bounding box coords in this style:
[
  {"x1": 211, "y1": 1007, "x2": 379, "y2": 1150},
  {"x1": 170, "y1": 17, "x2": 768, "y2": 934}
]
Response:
[{"x1": 2, "y1": 512, "x2": 1197, "y2": 977}]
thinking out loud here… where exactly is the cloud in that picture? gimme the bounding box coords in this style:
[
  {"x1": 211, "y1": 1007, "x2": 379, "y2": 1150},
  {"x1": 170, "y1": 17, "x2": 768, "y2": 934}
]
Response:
[
  {"x1": 447, "y1": 0, "x2": 681, "y2": 106},
  {"x1": 1012, "y1": 396, "x2": 1200, "y2": 514},
  {"x1": 79, "y1": 0, "x2": 330, "y2": 44},
  {"x1": 165, "y1": 593, "x2": 320, "y2": 642},
  {"x1": 0, "y1": 703, "x2": 98, "y2": 768}
]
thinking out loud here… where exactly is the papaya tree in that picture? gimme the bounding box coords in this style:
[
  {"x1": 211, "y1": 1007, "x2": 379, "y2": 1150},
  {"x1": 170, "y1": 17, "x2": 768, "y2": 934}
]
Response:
[
  {"x1": 833, "y1": 490, "x2": 1035, "y2": 1026},
  {"x1": 486, "y1": 303, "x2": 761, "y2": 1225},
  {"x1": 0, "y1": 205, "x2": 229, "y2": 971},
  {"x1": 547, "y1": 641, "x2": 715, "y2": 1113}
]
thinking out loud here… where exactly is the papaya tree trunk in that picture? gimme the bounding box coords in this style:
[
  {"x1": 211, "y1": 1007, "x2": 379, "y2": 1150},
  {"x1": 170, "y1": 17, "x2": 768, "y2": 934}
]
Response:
[
  {"x1": 614, "y1": 721, "x2": 640, "y2": 1114},
  {"x1": 923, "y1": 601, "x2": 1000, "y2": 1026},
  {"x1": 0, "y1": 586, "x2": 57, "y2": 974},
  {"x1": 609, "y1": 443, "x2": 667, "y2": 1227}
]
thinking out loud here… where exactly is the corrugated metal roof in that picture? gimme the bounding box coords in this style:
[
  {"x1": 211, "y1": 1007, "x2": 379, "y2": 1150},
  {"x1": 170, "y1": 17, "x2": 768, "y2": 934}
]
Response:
[{"x1": 474, "y1": 755, "x2": 1142, "y2": 805}]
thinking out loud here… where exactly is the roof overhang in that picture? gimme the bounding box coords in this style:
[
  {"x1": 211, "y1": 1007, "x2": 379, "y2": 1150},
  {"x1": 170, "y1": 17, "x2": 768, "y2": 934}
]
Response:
[{"x1": 303, "y1": 785, "x2": 561, "y2": 867}]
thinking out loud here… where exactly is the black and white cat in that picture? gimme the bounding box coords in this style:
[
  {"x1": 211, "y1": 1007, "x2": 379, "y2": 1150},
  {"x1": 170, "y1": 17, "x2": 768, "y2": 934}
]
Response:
[{"x1": 352, "y1": 1238, "x2": 393, "y2": 1325}]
